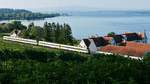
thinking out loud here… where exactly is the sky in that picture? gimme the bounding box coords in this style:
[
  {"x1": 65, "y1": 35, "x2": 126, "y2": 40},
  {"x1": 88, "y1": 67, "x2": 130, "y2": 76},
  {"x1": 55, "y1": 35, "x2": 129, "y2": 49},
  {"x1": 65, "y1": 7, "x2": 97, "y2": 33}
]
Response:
[{"x1": 0, "y1": 0, "x2": 150, "y2": 11}]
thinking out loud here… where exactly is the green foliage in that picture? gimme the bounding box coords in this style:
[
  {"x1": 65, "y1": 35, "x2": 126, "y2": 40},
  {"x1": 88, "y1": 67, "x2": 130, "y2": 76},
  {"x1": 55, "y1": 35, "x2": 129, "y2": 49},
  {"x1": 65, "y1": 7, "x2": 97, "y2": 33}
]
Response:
[
  {"x1": 0, "y1": 33, "x2": 10, "y2": 37},
  {"x1": 0, "y1": 21, "x2": 27, "y2": 33},
  {"x1": 0, "y1": 8, "x2": 60, "y2": 20},
  {"x1": 21, "y1": 23, "x2": 44, "y2": 43},
  {"x1": 108, "y1": 32, "x2": 116, "y2": 36},
  {"x1": 144, "y1": 52, "x2": 150, "y2": 58},
  {"x1": 0, "y1": 20, "x2": 76, "y2": 45},
  {"x1": 44, "y1": 22, "x2": 53, "y2": 42},
  {"x1": 11, "y1": 21, "x2": 26, "y2": 30},
  {"x1": 63, "y1": 24, "x2": 74, "y2": 45},
  {"x1": 21, "y1": 22, "x2": 74, "y2": 45},
  {"x1": 0, "y1": 39, "x2": 149, "y2": 84},
  {"x1": 144, "y1": 52, "x2": 150, "y2": 64}
]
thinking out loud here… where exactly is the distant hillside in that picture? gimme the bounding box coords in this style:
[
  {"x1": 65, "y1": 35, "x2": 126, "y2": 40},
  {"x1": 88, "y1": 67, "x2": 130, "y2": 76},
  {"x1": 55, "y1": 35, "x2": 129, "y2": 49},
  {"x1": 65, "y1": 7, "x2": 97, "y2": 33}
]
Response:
[
  {"x1": 0, "y1": 8, "x2": 60, "y2": 20},
  {"x1": 68, "y1": 10, "x2": 150, "y2": 17}
]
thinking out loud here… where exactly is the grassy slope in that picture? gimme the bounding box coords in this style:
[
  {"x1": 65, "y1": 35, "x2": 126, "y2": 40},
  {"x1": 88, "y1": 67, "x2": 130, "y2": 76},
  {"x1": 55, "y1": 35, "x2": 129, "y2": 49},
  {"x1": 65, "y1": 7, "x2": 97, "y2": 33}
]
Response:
[
  {"x1": 0, "y1": 37, "x2": 150, "y2": 84},
  {"x1": 0, "y1": 37, "x2": 59, "y2": 52}
]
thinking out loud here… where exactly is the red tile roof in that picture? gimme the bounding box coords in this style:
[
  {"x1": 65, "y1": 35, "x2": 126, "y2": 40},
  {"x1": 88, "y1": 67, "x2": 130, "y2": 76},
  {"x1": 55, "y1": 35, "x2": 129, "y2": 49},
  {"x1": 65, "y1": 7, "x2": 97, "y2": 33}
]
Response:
[
  {"x1": 126, "y1": 42, "x2": 150, "y2": 51},
  {"x1": 99, "y1": 42, "x2": 150, "y2": 57}
]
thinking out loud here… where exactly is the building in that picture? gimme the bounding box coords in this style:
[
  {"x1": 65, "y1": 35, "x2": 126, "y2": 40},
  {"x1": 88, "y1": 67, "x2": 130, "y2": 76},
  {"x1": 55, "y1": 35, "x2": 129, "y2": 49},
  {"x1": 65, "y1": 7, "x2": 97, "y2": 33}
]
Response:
[
  {"x1": 123, "y1": 32, "x2": 148, "y2": 43},
  {"x1": 105, "y1": 32, "x2": 148, "y2": 44},
  {"x1": 79, "y1": 37, "x2": 108, "y2": 53},
  {"x1": 79, "y1": 32, "x2": 148, "y2": 55},
  {"x1": 79, "y1": 39, "x2": 97, "y2": 53},
  {"x1": 10, "y1": 30, "x2": 21, "y2": 37},
  {"x1": 104, "y1": 35, "x2": 125, "y2": 46}
]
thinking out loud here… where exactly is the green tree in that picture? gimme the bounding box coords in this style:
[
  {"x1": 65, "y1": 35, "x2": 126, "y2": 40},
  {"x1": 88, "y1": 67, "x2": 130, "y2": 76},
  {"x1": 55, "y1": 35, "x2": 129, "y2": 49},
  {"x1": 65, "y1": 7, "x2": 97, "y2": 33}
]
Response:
[
  {"x1": 108, "y1": 32, "x2": 116, "y2": 36},
  {"x1": 44, "y1": 22, "x2": 53, "y2": 42},
  {"x1": 35, "y1": 26, "x2": 44, "y2": 45},
  {"x1": 64, "y1": 24, "x2": 73, "y2": 45},
  {"x1": 51, "y1": 22, "x2": 56, "y2": 42},
  {"x1": 28, "y1": 22, "x2": 34, "y2": 29},
  {"x1": 11, "y1": 21, "x2": 22, "y2": 30},
  {"x1": 58, "y1": 25, "x2": 66, "y2": 44},
  {"x1": 55, "y1": 23, "x2": 61, "y2": 43},
  {"x1": 0, "y1": 21, "x2": 26, "y2": 33},
  {"x1": 21, "y1": 22, "x2": 75, "y2": 45}
]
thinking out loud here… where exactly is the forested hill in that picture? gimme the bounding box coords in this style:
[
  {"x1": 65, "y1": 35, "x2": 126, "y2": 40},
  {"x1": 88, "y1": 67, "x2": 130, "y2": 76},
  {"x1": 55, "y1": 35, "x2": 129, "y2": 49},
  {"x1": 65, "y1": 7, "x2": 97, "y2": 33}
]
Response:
[{"x1": 0, "y1": 8, "x2": 60, "y2": 20}]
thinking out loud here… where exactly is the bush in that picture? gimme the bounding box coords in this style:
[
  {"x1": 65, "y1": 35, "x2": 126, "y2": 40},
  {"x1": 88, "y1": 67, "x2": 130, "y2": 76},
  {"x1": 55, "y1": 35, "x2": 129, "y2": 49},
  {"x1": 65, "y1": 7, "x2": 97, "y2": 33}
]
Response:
[
  {"x1": 107, "y1": 32, "x2": 115, "y2": 36},
  {"x1": 144, "y1": 52, "x2": 150, "y2": 58}
]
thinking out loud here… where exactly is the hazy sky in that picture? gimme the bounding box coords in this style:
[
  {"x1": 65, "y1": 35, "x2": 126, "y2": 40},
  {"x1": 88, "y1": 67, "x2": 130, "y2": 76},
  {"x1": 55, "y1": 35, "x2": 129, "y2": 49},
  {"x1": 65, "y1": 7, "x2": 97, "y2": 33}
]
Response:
[{"x1": 0, "y1": 0, "x2": 150, "y2": 10}]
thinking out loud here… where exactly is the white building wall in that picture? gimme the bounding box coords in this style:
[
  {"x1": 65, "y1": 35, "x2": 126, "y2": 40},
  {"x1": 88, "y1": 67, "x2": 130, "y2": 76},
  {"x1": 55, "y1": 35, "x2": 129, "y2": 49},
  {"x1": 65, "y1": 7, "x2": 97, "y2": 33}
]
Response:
[
  {"x1": 79, "y1": 40, "x2": 88, "y2": 49},
  {"x1": 88, "y1": 39, "x2": 97, "y2": 53}
]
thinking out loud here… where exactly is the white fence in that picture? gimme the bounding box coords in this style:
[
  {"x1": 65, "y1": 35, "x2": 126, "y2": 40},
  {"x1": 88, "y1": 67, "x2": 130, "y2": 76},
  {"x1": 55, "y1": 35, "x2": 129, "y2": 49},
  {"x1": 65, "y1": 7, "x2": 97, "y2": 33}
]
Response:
[
  {"x1": 39, "y1": 41, "x2": 88, "y2": 53},
  {"x1": 3, "y1": 36, "x2": 37, "y2": 45},
  {"x1": 96, "y1": 51, "x2": 143, "y2": 60},
  {"x1": 3, "y1": 36, "x2": 88, "y2": 53}
]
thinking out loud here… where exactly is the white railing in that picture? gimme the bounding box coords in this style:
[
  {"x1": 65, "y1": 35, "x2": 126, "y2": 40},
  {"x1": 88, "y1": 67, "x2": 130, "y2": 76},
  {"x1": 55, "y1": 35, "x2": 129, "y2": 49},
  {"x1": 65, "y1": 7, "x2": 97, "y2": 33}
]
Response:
[
  {"x1": 39, "y1": 41, "x2": 88, "y2": 53},
  {"x1": 96, "y1": 51, "x2": 143, "y2": 60},
  {"x1": 3, "y1": 36, "x2": 88, "y2": 53},
  {"x1": 3, "y1": 36, "x2": 37, "y2": 45}
]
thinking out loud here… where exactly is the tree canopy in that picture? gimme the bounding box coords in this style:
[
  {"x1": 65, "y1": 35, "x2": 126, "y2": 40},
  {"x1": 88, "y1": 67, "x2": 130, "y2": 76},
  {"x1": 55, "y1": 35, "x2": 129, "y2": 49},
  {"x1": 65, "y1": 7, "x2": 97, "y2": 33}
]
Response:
[
  {"x1": 107, "y1": 32, "x2": 116, "y2": 36},
  {"x1": 21, "y1": 22, "x2": 75, "y2": 45},
  {"x1": 0, "y1": 21, "x2": 26, "y2": 33},
  {"x1": 0, "y1": 21, "x2": 77, "y2": 45}
]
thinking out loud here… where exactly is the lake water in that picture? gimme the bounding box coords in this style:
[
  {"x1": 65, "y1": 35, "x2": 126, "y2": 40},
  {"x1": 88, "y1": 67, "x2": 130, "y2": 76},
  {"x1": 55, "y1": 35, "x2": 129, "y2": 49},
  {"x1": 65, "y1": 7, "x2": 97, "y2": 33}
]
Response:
[{"x1": 1, "y1": 16, "x2": 150, "y2": 42}]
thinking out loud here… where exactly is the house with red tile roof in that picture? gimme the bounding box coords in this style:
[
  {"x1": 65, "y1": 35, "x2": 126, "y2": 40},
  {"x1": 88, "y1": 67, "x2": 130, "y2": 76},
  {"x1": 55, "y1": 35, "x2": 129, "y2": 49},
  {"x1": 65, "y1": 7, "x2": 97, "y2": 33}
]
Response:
[{"x1": 79, "y1": 32, "x2": 148, "y2": 57}]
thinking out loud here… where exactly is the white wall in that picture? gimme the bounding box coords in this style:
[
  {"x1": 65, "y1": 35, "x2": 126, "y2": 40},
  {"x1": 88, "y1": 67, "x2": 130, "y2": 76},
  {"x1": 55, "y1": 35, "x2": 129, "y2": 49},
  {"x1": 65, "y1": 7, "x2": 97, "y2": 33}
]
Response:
[
  {"x1": 88, "y1": 39, "x2": 97, "y2": 53},
  {"x1": 79, "y1": 40, "x2": 88, "y2": 49}
]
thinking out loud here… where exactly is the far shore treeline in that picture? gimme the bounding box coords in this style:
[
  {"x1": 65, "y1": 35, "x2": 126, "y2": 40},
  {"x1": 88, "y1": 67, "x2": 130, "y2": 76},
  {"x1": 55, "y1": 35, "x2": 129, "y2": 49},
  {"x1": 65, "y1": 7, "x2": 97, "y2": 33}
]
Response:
[
  {"x1": 0, "y1": 21, "x2": 78, "y2": 45},
  {"x1": 0, "y1": 8, "x2": 60, "y2": 20}
]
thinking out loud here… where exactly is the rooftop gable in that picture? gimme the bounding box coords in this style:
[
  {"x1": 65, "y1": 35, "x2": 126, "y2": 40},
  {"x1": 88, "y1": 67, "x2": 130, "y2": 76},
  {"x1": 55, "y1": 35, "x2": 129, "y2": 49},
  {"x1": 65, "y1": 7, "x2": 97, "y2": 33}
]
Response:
[
  {"x1": 124, "y1": 33, "x2": 142, "y2": 41},
  {"x1": 91, "y1": 37, "x2": 108, "y2": 47},
  {"x1": 83, "y1": 39, "x2": 91, "y2": 47},
  {"x1": 113, "y1": 35, "x2": 124, "y2": 43}
]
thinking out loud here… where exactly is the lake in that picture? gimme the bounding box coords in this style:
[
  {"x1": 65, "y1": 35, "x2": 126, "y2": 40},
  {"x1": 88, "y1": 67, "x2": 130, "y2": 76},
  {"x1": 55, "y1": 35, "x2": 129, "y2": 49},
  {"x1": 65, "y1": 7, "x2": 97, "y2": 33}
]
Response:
[{"x1": 1, "y1": 16, "x2": 150, "y2": 42}]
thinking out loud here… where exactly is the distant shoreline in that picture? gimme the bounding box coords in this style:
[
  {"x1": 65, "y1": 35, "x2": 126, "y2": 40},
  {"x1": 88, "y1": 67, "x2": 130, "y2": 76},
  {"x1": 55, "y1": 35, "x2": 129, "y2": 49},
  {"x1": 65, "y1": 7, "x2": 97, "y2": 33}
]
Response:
[{"x1": 0, "y1": 8, "x2": 61, "y2": 20}]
